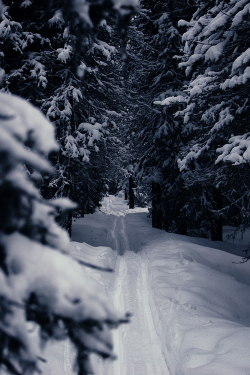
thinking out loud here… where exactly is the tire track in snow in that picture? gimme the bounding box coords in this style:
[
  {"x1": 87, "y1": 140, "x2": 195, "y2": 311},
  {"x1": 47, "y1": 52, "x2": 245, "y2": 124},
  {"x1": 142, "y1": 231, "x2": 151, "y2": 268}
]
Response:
[
  {"x1": 64, "y1": 340, "x2": 74, "y2": 375},
  {"x1": 110, "y1": 215, "x2": 128, "y2": 374},
  {"x1": 112, "y1": 255, "x2": 128, "y2": 374},
  {"x1": 138, "y1": 254, "x2": 172, "y2": 375},
  {"x1": 91, "y1": 215, "x2": 128, "y2": 375},
  {"x1": 93, "y1": 213, "x2": 170, "y2": 375}
]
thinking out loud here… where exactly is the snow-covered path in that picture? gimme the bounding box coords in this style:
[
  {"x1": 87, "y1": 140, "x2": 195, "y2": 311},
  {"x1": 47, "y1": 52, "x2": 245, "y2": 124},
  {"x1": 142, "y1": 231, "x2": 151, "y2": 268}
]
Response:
[
  {"x1": 27, "y1": 194, "x2": 250, "y2": 374},
  {"x1": 91, "y1": 196, "x2": 170, "y2": 374},
  {"x1": 68, "y1": 194, "x2": 250, "y2": 375}
]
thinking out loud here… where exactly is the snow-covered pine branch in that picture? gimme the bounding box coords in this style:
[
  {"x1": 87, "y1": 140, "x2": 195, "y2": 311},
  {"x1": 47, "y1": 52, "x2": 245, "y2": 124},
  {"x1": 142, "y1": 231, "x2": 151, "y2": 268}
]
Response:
[
  {"x1": 0, "y1": 92, "x2": 128, "y2": 375},
  {"x1": 165, "y1": 0, "x2": 250, "y2": 170}
]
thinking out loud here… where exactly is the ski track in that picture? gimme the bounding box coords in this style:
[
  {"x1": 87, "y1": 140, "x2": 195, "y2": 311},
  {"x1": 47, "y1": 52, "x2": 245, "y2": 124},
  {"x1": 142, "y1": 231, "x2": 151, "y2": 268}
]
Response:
[
  {"x1": 64, "y1": 340, "x2": 75, "y2": 375},
  {"x1": 92, "y1": 197, "x2": 170, "y2": 375}
]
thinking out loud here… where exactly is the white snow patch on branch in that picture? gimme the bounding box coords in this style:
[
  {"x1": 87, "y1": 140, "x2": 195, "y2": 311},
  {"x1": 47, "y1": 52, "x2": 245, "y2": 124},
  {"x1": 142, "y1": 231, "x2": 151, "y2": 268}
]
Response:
[
  {"x1": 211, "y1": 107, "x2": 234, "y2": 132},
  {"x1": 49, "y1": 198, "x2": 78, "y2": 210},
  {"x1": 57, "y1": 45, "x2": 73, "y2": 63},
  {"x1": 216, "y1": 133, "x2": 250, "y2": 165},
  {"x1": 78, "y1": 122, "x2": 103, "y2": 147},
  {"x1": 190, "y1": 85, "x2": 202, "y2": 97},
  {"x1": 21, "y1": 0, "x2": 32, "y2": 7},
  {"x1": 154, "y1": 95, "x2": 188, "y2": 106},
  {"x1": 49, "y1": 10, "x2": 65, "y2": 28},
  {"x1": 0, "y1": 92, "x2": 58, "y2": 155},
  {"x1": 30, "y1": 59, "x2": 47, "y2": 88},
  {"x1": 232, "y1": 3, "x2": 250, "y2": 27},
  {"x1": 93, "y1": 41, "x2": 116, "y2": 61},
  {"x1": 221, "y1": 66, "x2": 250, "y2": 89},
  {"x1": 232, "y1": 47, "x2": 250, "y2": 74},
  {"x1": 3, "y1": 232, "x2": 122, "y2": 324},
  {"x1": 205, "y1": 41, "x2": 225, "y2": 62}
]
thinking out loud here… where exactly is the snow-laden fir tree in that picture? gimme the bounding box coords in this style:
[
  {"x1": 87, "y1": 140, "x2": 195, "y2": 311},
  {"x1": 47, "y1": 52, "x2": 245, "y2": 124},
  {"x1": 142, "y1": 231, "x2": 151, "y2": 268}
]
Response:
[
  {"x1": 127, "y1": 0, "x2": 196, "y2": 232},
  {"x1": 0, "y1": 0, "x2": 138, "y2": 373},
  {"x1": 0, "y1": 0, "x2": 133, "y2": 233},
  {"x1": 156, "y1": 0, "x2": 250, "y2": 239},
  {"x1": 0, "y1": 91, "x2": 131, "y2": 375}
]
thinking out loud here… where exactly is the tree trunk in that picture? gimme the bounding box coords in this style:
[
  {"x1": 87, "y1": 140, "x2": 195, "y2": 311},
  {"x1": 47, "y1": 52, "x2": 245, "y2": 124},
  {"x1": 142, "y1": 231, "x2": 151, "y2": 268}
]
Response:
[
  {"x1": 152, "y1": 181, "x2": 162, "y2": 229},
  {"x1": 176, "y1": 187, "x2": 187, "y2": 235},
  {"x1": 129, "y1": 176, "x2": 134, "y2": 209},
  {"x1": 81, "y1": 204, "x2": 85, "y2": 217},
  {"x1": 61, "y1": 211, "x2": 73, "y2": 237},
  {"x1": 66, "y1": 211, "x2": 73, "y2": 238},
  {"x1": 176, "y1": 217, "x2": 187, "y2": 235},
  {"x1": 211, "y1": 187, "x2": 223, "y2": 241},
  {"x1": 124, "y1": 188, "x2": 128, "y2": 200}
]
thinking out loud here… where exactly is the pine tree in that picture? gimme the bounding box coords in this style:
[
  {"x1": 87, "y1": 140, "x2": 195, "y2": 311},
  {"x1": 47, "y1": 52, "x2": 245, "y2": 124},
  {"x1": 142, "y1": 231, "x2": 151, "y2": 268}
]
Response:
[
  {"x1": 0, "y1": 0, "x2": 131, "y2": 233},
  {"x1": 158, "y1": 0, "x2": 250, "y2": 239},
  {"x1": 0, "y1": 91, "x2": 131, "y2": 375},
  {"x1": 127, "y1": 0, "x2": 196, "y2": 232},
  {"x1": 0, "y1": 0, "x2": 137, "y2": 373}
]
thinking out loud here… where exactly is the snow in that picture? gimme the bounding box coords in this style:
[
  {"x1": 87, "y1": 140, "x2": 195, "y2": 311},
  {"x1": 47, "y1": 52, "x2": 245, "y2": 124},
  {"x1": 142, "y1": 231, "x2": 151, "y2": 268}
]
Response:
[
  {"x1": 49, "y1": 198, "x2": 78, "y2": 210},
  {"x1": 35, "y1": 194, "x2": 250, "y2": 374},
  {"x1": 105, "y1": 110, "x2": 122, "y2": 117},
  {"x1": 57, "y1": 45, "x2": 73, "y2": 63},
  {"x1": 203, "y1": 14, "x2": 228, "y2": 36},
  {"x1": 177, "y1": 141, "x2": 211, "y2": 171},
  {"x1": 113, "y1": 0, "x2": 139, "y2": 17},
  {"x1": 0, "y1": 226, "x2": 126, "y2": 372},
  {"x1": 232, "y1": 47, "x2": 250, "y2": 74},
  {"x1": 93, "y1": 40, "x2": 116, "y2": 61},
  {"x1": 72, "y1": 88, "x2": 82, "y2": 102},
  {"x1": 77, "y1": 61, "x2": 90, "y2": 77},
  {"x1": 20, "y1": 0, "x2": 32, "y2": 8},
  {"x1": 232, "y1": 3, "x2": 250, "y2": 27},
  {"x1": 182, "y1": 20, "x2": 204, "y2": 42},
  {"x1": 175, "y1": 103, "x2": 196, "y2": 124},
  {"x1": 179, "y1": 0, "x2": 250, "y2": 116},
  {"x1": 190, "y1": 85, "x2": 202, "y2": 97},
  {"x1": 49, "y1": 10, "x2": 65, "y2": 28},
  {"x1": 178, "y1": 19, "x2": 190, "y2": 28},
  {"x1": 211, "y1": 107, "x2": 234, "y2": 132},
  {"x1": 78, "y1": 121, "x2": 104, "y2": 147},
  {"x1": 99, "y1": 20, "x2": 112, "y2": 35},
  {"x1": 222, "y1": 66, "x2": 250, "y2": 89},
  {"x1": 30, "y1": 59, "x2": 47, "y2": 88},
  {"x1": 216, "y1": 133, "x2": 250, "y2": 164},
  {"x1": 0, "y1": 92, "x2": 58, "y2": 155},
  {"x1": 179, "y1": 54, "x2": 203, "y2": 73},
  {"x1": 3, "y1": 232, "x2": 121, "y2": 322},
  {"x1": 205, "y1": 42, "x2": 225, "y2": 62},
  {"x1": 154, "y1": 95, "x2": 188, "y2": 106}
]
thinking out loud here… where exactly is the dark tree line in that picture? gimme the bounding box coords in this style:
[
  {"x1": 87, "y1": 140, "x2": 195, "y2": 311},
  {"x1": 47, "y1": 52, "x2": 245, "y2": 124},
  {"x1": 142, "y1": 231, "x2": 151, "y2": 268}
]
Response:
[
  {"x1": 126, "y1": 0, "x2": 250, "y2": 242},
  {"x1": 3, "y1": 0, "x2": 250, "y2": 241}
]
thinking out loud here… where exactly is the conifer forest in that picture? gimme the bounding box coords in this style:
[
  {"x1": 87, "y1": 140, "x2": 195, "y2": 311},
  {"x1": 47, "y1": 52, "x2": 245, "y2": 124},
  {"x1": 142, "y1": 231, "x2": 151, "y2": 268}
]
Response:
[{"x1": 1, "y1": 1, "x2": 250, "y2": 374}]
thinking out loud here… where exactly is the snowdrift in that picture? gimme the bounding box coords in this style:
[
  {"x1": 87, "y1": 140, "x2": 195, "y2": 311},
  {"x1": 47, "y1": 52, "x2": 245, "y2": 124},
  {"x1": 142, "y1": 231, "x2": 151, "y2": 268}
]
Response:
[{"x1": 42, "y1": 195, "x2": 250, "y2": 374}]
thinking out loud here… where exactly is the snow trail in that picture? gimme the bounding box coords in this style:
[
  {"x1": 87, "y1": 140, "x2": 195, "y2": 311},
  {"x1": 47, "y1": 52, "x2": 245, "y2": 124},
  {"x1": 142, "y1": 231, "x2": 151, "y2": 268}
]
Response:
[
  {"x1": 92, "y1": 196, "x2": 170, "y2": 375},
  {"x1": 34, "y1": 194, "x2": 250, "y2": 374}
]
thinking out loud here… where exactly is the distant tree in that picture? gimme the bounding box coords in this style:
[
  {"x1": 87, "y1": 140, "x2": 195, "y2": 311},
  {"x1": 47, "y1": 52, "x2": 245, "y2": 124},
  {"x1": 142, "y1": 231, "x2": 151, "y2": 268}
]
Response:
[
  {"x1": 129, "y1": 175, "x2": 135, "y2": 208},
  {"x1": 127, "y1": 0, "x2": 196, "y2": 232}
]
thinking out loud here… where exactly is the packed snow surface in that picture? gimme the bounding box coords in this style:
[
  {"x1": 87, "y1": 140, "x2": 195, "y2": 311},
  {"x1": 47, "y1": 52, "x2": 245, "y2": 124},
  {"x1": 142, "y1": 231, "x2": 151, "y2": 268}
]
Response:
[{"x1": 43, "y1": 194, "x2": 250, "y2": 374}]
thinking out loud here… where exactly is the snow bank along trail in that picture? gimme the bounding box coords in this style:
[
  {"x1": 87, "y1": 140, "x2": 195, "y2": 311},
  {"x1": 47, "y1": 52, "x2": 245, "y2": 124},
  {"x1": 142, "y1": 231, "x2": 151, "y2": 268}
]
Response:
[
  {"x1": 71, "y1": 194, "x2": 250, "y2": 375},
  {"x1": 91, "y1": 195, "x2": 170, "y2": 375}
]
